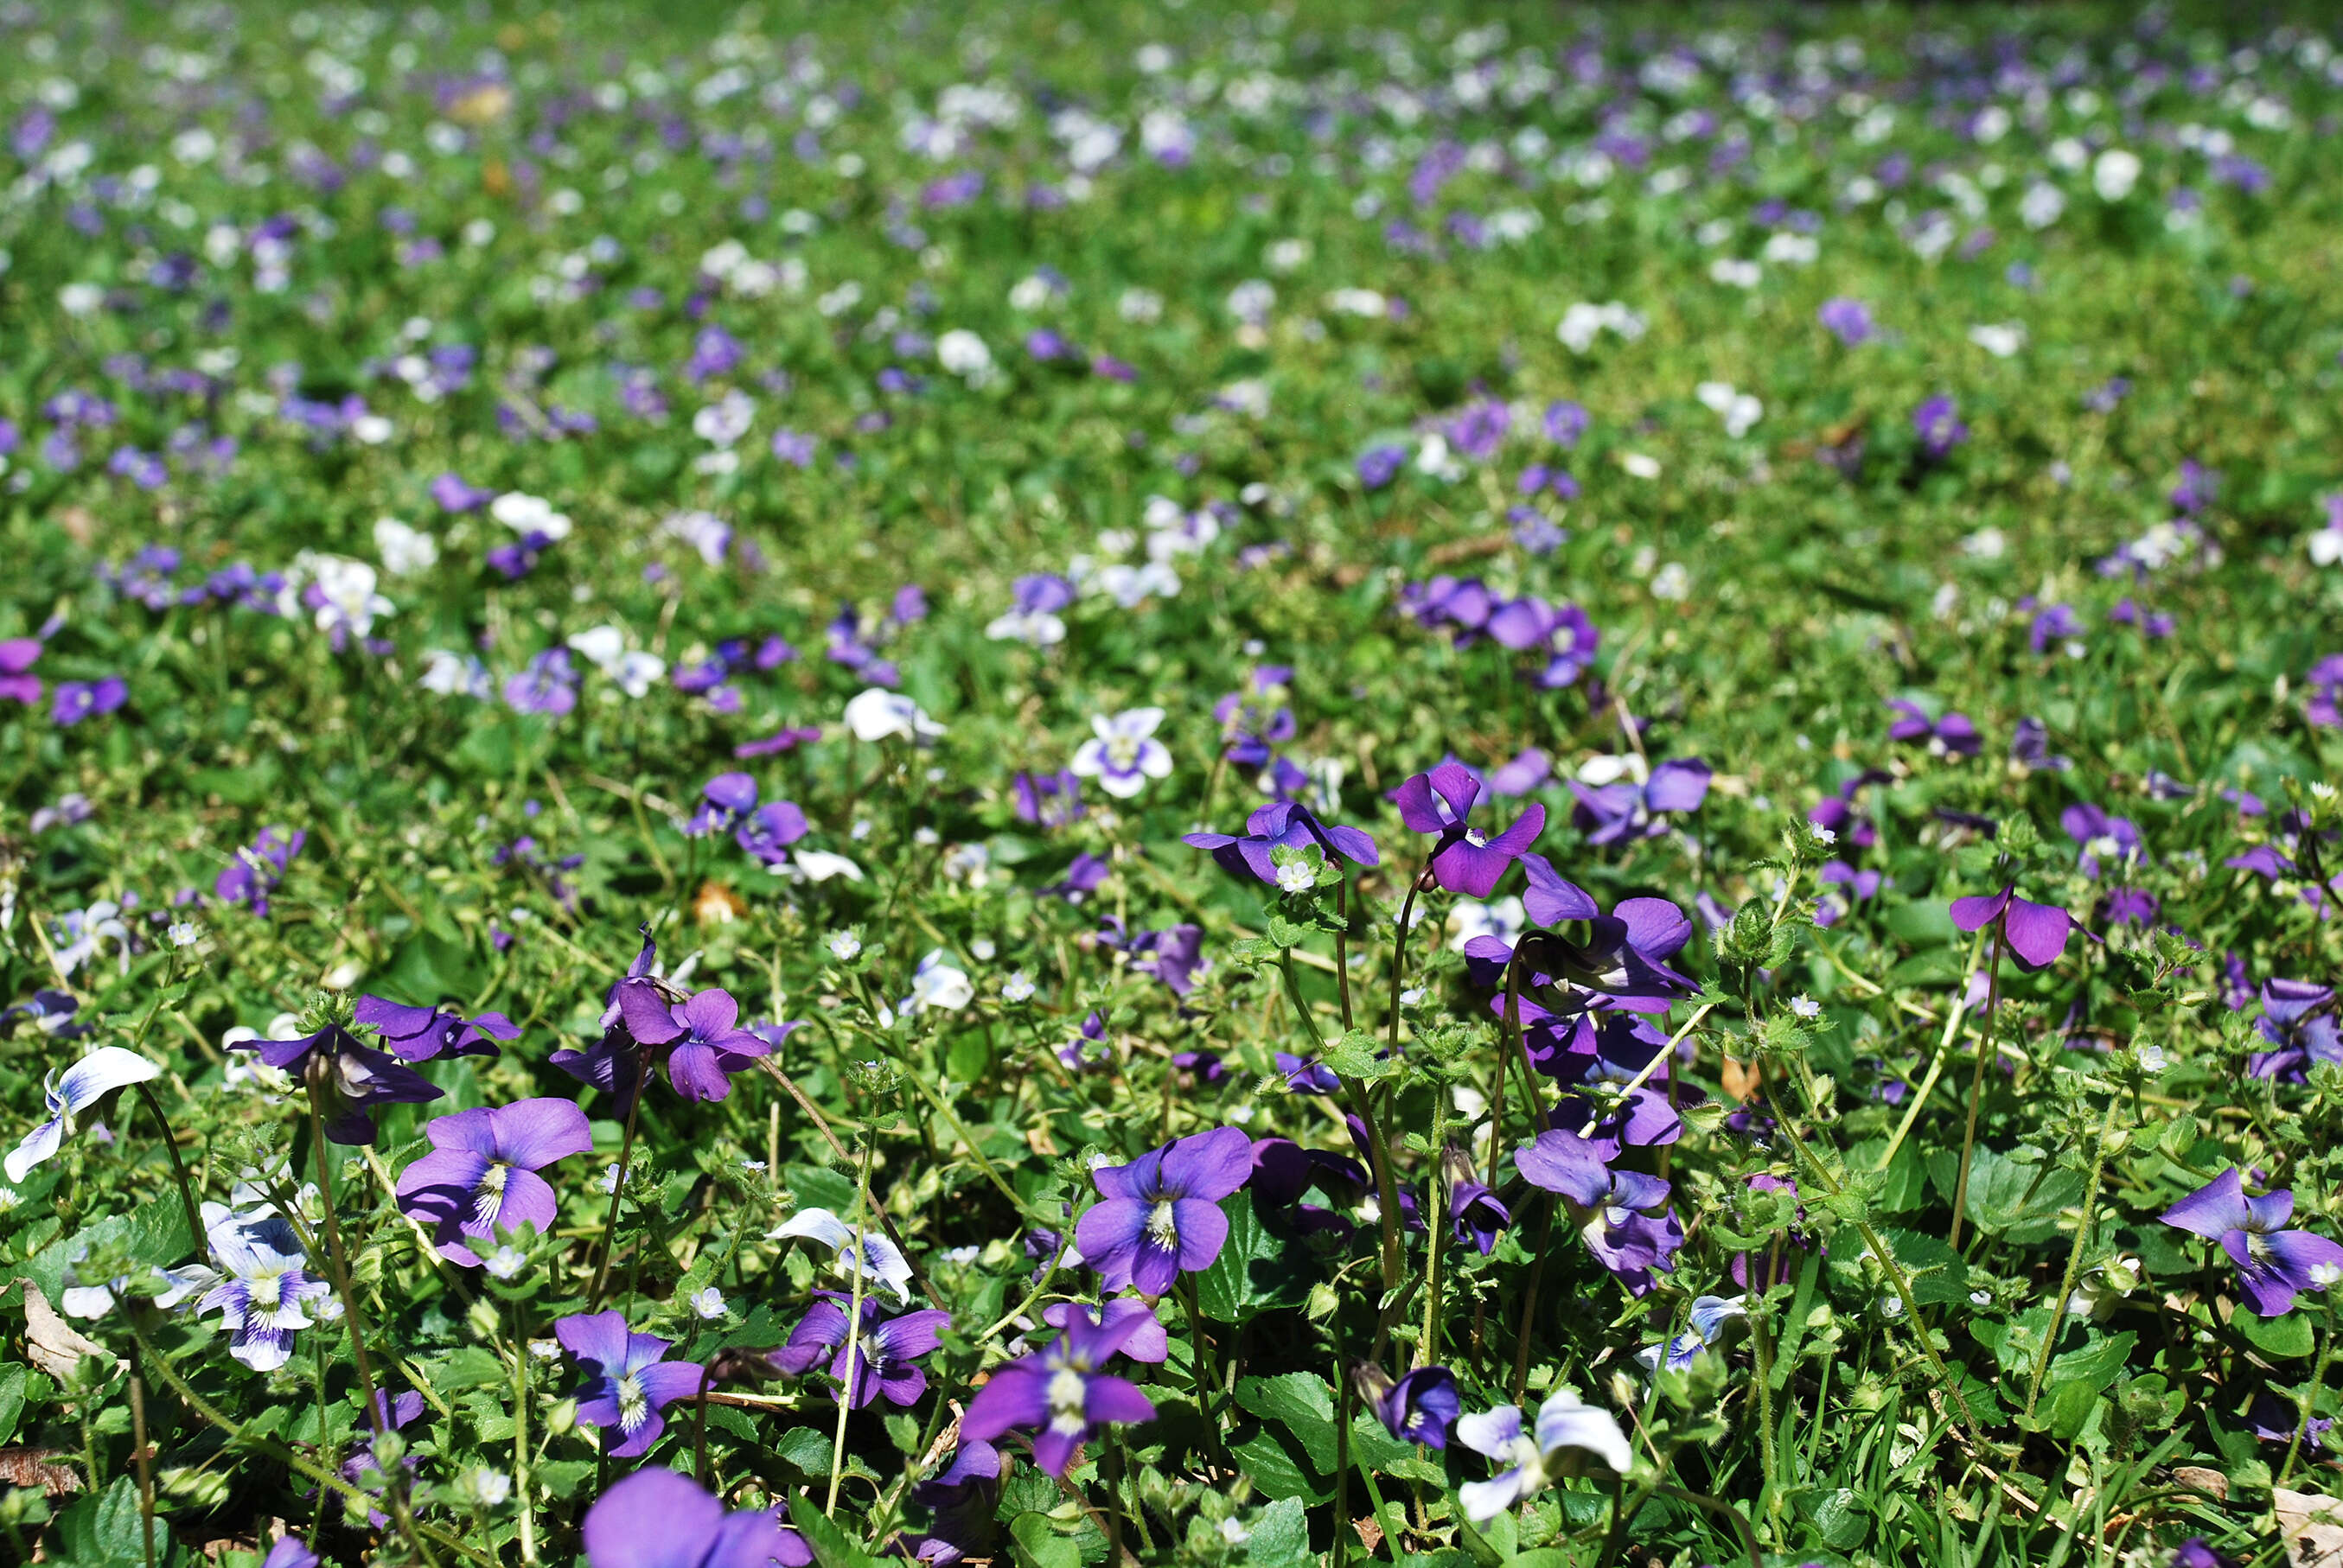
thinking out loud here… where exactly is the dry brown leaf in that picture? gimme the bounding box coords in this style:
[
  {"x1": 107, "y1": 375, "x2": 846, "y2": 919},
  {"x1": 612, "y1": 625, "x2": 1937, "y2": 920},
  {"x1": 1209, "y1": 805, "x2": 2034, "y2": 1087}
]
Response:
[
  {"x1": 2276, "y1": 1487, "x2": 2343, "y2": 1568},
  {"x1": 0, "y1": 1446, "x2": 83, "y2": 1495},
  {"x1": 20, "y1": 1280, "x2": 123, "y2": 1379},
  {"x1": 2171, "y1": 1465, "x2": 2229, "y2": 1501}
]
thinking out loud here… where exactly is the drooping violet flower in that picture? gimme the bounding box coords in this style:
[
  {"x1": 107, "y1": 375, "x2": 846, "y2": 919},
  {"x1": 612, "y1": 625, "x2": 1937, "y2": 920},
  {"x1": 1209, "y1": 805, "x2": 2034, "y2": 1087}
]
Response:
[
  {"x1": 1184, "y1": 801, "x2": 1379, "y2": 885},
  {"x1": 2248, "y1": 980, "x2": 2340, "y2": 1082},
  {"x1": 687, "y1": 774, "x2": 810, "y2": 866},
  {"x1": 233, "y1": 1017, "x2": 444, "y2": 1144},
  {"x1": 5, "y1": 1046, "x2": 161, "y2": 1183},
  {"x1": 773, "y1": 1208, "x2": 916, "y2": 1304},
  {"x1": 2059, "y1": 802, "x2": 2142, "y2": 881},
  {"x1": 1390, "y1": 760, "x2": 1545, "y2": 897},
  {"x1": 262, "y1": 1536, "x2": 320, "y2": 1568},
  {"x1": 2161, "y1": 1168, "x2": 2343, "y2": 1317},
  {"x1": 1069, "y1": 707, "x2": 1173, "y2": 799},
  {"x1": 1948, "y1": 883, "x2": 2077, "y2": 969},
  {"x1": 775, "y1": 1294, "x2": 953, "y2": 1408},
  {"x1": 353, "y1": 996, "x2": 518, "y2": 1062},
  {"x1": 1099, "y1": 920, "x2": 1207, "y2": 998},
  {"x1": 1886, "y1": 700, "x2": 1980, "y2": 757},
  {"x1": 1012, "y1": 769, "x2": 1085, "y2": 829},
  {"x1": 1058, "y1": 1010, "x2": 1108, "y2": 1071},
  {"x1": 1515, "y1": 1129, "x2": 1682, "y2": 1296},
  {"x1": 1456, "y1": 1392, "x2": 1634, "y2": 1521},
  {"x1": 557, "y1": 1310, "x2": 705, "y2": 1457},
  {"x1": 1447, "y1": 1174, "x2": 1511, "y2": 1256},
  {"x1": 503, "y1": 647, "x2": 579, "y2": 716},
  {"x1": 1075, "y1": 1125, "x2": 1254, "y2": 1295},
  {"x1": 1360, "y1": 1364, "x2": 1461, "y2": 1448},
  {"x1": 50, "y1": 676, "x2": 128, "y2": 727},
  {"x1": 616, "y1": 985, "x2": 772, "y2": 1103},
  {"x1": 216, "y1": 826, "x2": 305, "y2": 914},
  {"x1": 581, "y1": 1463, "x2": 812, "y2": 1568},
  {"x1": 395, "y1": 1099, "x2": 594, "y2": 1266},
  {"x1": 1568, "y1": 758, "x2": 1710, "y2": 846},
  {"x1": 198, "y1": 1208, "x2": 335, "y2": 1372},
  {"x1": 960, "y1": 1314, "x2": 1157, "y2": 1476}
]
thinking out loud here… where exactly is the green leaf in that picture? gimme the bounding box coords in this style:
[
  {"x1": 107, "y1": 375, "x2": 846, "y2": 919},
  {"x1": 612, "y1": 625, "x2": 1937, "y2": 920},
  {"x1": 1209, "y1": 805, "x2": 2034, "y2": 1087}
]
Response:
[
  {"x1": 1793, "y1": 1487, "x2": 1870, "y2": 1552},
  {"x1": 434, "y1": 1347, "x2": 508, "y2": 1391},
  {"x1": 1880, "y1": 1227, "x2": 1971, "y2": 1306},
  {"x1": 45, "y1": 1477, "x2": 174, "y2": 1568},
  {"x1": 1007, "y1": 1513, "x2": 1082, "y2": 1568},
  {"x1": 19, "y1": 1201, "x2": 195, "y2": 1311},
  {"x1": 1241, "y1": 1497, "x2": 1311, "y2": 1568},
  {"x1": 1228, "y1": 1427, "x2": 1327, "y2": 1503},
  {"x1": 2235, "y1": 1310, "x2": 2316, "y2": 1359},
  {"x1": 1234, "y1": 1374, "x2": 1337, "y2": 1471},
  {"x1": 0, "y1": 1362, "x2": 25, "y2": 1445},
  {"x1": 769, "y1": 1424, "x2": 839, "y2": 1477},
  {"x1": 795, "y1": 1501, "x2": 881, "y2": 1568},
  {"x1": 534, "y1": 1460, "x2": 596, "y2": 1500},
  {"x1": 1925, "y1": 1146, "x2": 2082, "y2": 1244},
  {"x1": 1196, "y1": 1193, "x2": 1310, "y2": 1324}
]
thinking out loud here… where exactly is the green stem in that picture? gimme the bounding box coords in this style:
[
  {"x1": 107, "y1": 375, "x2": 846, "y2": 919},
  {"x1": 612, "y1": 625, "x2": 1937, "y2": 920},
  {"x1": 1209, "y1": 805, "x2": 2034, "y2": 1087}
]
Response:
[
  {"x1": 1509, "y1": 1201, "x2": 1558, "y2": 1403},
  {"x1": 2282, "y1": 1303, "x2": 2339, "y2": 1486},
  {"x1": 1948, "y1": 935, "x2": 2006, "y2": 1252},
  {"x1": 127, "y1": 1316, "x2": 491, "y2": 1568},
  {"x1": 1418, "y1": 1112, "x2": 1451, "y2": 1368},
  {"x1": 513, "y1": 1302, "x2": 539, "y2": 1564},
  {"x1": 1746, "y1": 1301, "x2": 1780, "y2": 1540},
  {"x1": 2022, "y1": 1090, "x2": 2123, "y2": 1422},
  {"x1": 129, "y1": 1368, "x2": 155, "y2": 1568},
  {"x1": 133, "y1": 1081, "x2": 204, "y2": 1252},
  {"x1": 827, "y1": 1136, "x2": 878, "y2": 1517},
  {"x1": 588, "y1": 1054, "x2": 655, "y2": 1310},
  {"x1": 1651, "y1": 1484, "x2": 1762, "y2": 1568},
  {"x1": 1386, "y1": 858, "x2": 1431, "y2": 1050}
]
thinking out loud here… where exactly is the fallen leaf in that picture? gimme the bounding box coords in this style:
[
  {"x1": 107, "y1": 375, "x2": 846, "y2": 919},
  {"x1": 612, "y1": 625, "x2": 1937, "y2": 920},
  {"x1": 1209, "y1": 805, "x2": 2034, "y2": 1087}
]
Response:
[
  {"x1": 0, "y1": 1446, "x2": 83, "y2": 1495},
  {"x1": 2276, "y1": 1488, "x2": 2343, "y2": 1568},
  {"x1": 21, "y1": 1280, "x2": 123, "y2": 1380}
]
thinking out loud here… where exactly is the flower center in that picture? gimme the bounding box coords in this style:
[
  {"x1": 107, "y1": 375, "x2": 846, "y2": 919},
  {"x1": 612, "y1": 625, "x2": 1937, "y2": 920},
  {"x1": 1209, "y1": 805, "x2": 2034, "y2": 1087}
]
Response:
[
  {"x1": 1046, "y1": 1367, "x2": 1089, "y2": 1436},
  {"x1": 1146, "y1": 1199, "x2": 1180, "y2": 1249},
  {"x1": 1106, "y1": 735, "x2": 1143, "y2": 770},
  {"x1": 473, "y1": 1163, "x2": 511, "y2": 1228},
  {"x1": 616, "y1": 1372, "x2": 649, "y2": 1434},
  {"x1": 247, "y1": 1269, "x2": 287, "y2": 1310}
]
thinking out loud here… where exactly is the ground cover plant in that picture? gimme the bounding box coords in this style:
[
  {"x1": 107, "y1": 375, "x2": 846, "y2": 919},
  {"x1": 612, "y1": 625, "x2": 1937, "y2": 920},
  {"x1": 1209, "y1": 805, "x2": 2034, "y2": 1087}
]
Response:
[{"x1": 5, "y1": 2, "x2": 2343, "y2": 1565}]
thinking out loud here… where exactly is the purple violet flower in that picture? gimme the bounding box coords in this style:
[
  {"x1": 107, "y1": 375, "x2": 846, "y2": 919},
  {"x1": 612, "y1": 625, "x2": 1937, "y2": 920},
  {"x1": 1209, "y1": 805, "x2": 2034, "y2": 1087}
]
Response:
[
  {"x1": 1363, "y1": 1364, "x2": 1461, "y2": 1448},
  {"x1": 776, "y1": 1294, "x2": 953, "y2": 1408},
  {"x1": 353, "y1": 996, "x2": 519, "y2": 1062},
  {"x1": 1390, "y1": 760, "x2": 1545, "y2": 897},
  {"x1": 395, "y1": 1098, "x2": 593, "y2": 1267},
  {"x1": 959, "y1": 1314, "x2": 1157, "y2": 1476},
  {"x1": 2161, "y1": 1168, "x2": 2343, "y2": 1317},
  {"x1": 1948, "y1": 883, "x2": 2077, "y2": 969},
  {"x1": 556, "y1": 1310, "x2": 705, "y2": 1457},
  {"x1": 1886, "y1": 700, "x2": 1981, "y2": 757},
  {"x1": 615, "y1": 985, "x2": 773, "y2": 1103},
  {"x1": 580, "y1": 1464, "x2": 811, "y2": 1568},
  {"x1": 1515, "y1": 1128, "x2": 1682, "y2": 1296},
  {"x1": 1074, "y1": 1125, "x2": 1253, "y2": 1296},
  {"x1": 1568, "y1": 758, "x2": 1710, "y2": 846},
  {"x1": 232, "y1": 1018, "x2": 443, "y2": 1144}
]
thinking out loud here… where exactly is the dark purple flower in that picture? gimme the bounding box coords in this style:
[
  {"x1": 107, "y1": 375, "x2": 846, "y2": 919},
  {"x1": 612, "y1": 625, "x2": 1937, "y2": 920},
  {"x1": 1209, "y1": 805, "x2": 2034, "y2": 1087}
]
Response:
[
  {"x1": 1447, "y1": 1176, "x2": 1510, "y2": 1256},
  {"x1": 1515, "y1": 1129, "x2": 1682, "y2": 1296},
  {"x1": 395, "y1": 1099, "x2": 592, "y2": 1266},
  {"x1": 2248, "y1": 980, "x2": 2340, "y2": 1083},
  {"x1": 581, "y1": 1463, "x2": 811, "y2": 1568},
  {"x1": 1044, "y1": 851, "x2": 1109, "y2": 902},
  {"x1": 503, "y1": 648, "x2": 578, "y2": 716},
  {"x1": 776, "y1": 1295, "x2": 952, "y2": 1408},
  {"x1": 1535, "y1": 1014, "x2": 1700, "y2": 1152},
  {"x1": 1184, "y1": 801, "x2": 1379, "y2": 886},
  {"x1": 51, "y1": 677, "x2": 128, "y2": 727},
  {"x1": 2030, "y1": 603, "x2": 2084, "y2": 654},
  {"x1": 1364, "y1": 1365, "x2": 1460, "y2": 1448},
  {"x1": 1058, "y1": 1011, "x2": 1108, "y2": 1072},
  {"x1": 354, "y1": 996, "x2": 518, "y2": 1062},
  {"x1": 959, "y1": 1314, "x2": 1156, "y2": 1476},
  {"x1": 1074, "y1": 1126, "x2": 1253, "y2": 1297},
  {"x1": 233, "y1": 1018, "x2": 444, "y2": 1144},
  {"x1": 1568, "y1": 758, "x2": 1709, "y2": 846},
  {"x1": 1543, "y1": 400, "x2": 1589, "y2": 447},
  {"x1": 1949, "y1": 883, "x2": 2076, "y2": 969},
  {"x1": 902, "y1": 1443, "x2": 1001, "y2": 1565},
  {"x1": 616, "y1": 985, "x2": 772, "y2": 1103},
  {"x1": 1274, "y1": 1053, "x2": 1342, "y2": 1095},
  {"x1": 1886, "y1": 700, "x2": 1980, "y2": 757},
  {"x1": 1390, "y1": 761, "x2": 1545, "y2": 897},
  {"x1": 1121, "y1": 922, "x2": 1205, "y2": 998},
  {"x1": 2162, "y1": 1168, "x2": 2343, "y2": 1317},
  {"x1": 1013, "y1": 769, "x2": 1086, "y2": 830},
  {"x1": 2010, "y1": 717, "x2": 2072, "y2": 772},
  {"x1": 215, "y1": 827, "x2": 304, "y2": 915},
  {"x1": 557, "y1": 1310, "x2": 705, "y2": 1457}
]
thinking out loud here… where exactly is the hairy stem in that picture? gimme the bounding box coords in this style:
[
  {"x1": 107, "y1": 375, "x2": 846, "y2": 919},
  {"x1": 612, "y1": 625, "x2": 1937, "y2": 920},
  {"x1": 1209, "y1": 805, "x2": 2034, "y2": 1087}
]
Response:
[
  {"x1": 1948, "y1": 934, "x2": 2006, "y2": 1252},
  {"x1": 2022, "y1": 1088, "x2": 2122, "y2": 1422}
]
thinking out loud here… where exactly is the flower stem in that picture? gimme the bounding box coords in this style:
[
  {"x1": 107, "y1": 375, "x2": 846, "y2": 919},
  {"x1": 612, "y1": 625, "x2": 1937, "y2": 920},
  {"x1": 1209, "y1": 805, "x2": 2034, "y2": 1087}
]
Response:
[
  {"x1": 127, "y1": 1314, "x2": 485, "y2": 1568},
  {"x1": 2021, "y1": 1088, "x2": 2122, "y2": 1423},
  {"x1": 827, "y1": 1135, "x2": 878, "y2": 1517},
  {"x1": 1745, "y1": 1298, "x2": 1780, "y2": 1540},
  {"x1": 588, "y1": 1054, "x2": 655, "y2": 1310},
  {"x1": 132, "y1": 1081, "x2": 204, "y2": 1253},
  {"x1": 512, "y1": 1300, "x2": 539, "y2": 1565},
  {"x1": 1508, "y1": 1201, "x2": 1557, "y2": 1403},
  {"x1": 2282, "y1": 1302, "x2": 2338, "y2": 1486},
  {"x1": 129, "y1": 1367, "x2": 155, "y2": 1568},
  {"x1": 1386, "y1": 860, "x2": 1433, "y2": 1051},
  {"x1": 1947, "y1": 934, "x2": 2006, "y2": 1252},
  {"x1": 1418, "y1": 1107, "x2": 1450, "y2": 1368},
  {"x1": 1333, "y1": 876, "x2": 1357, "y2": 1032}
]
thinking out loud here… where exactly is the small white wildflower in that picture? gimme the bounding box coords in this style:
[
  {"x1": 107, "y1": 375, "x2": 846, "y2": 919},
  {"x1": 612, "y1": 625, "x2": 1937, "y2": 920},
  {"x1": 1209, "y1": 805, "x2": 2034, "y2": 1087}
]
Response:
[
  {"x1": 168, "y1": 922, "x2": 201, "y2": 948},
  {"x1": 1275, "y1": 859, "x2": 1317, "y2": 895},
  {"x1": 689, "y1": 1287, "x2": 726, "y2": 1320},
  {"x1": 597, "y1": 1163, "x2": 621, "y2": 1195},
  {"x1": 2136, "y1": 1043, "x2": 2167, "y2": 1074},
  {"x1": 1001, "y1": 971, "x2": 1036, "y2": 1003},
  {"x1": 828, "y1": 931, "x2": 863, "y2": 962},
  {"x1": 1790, "y1": 995, "x2": 1822, "y2": 1019},
  {"x1": 483, "y1": 1246, "x2": 527, "y2": 1281},
  {"x1": 459, "y1": 1468, "x2": 514, "y2": 1508}
]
